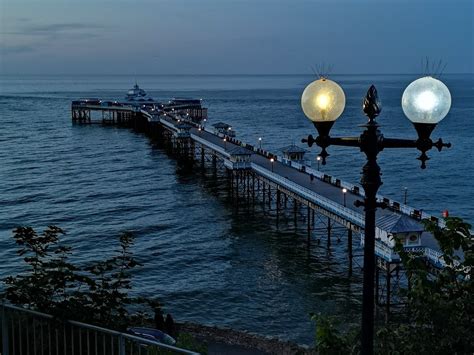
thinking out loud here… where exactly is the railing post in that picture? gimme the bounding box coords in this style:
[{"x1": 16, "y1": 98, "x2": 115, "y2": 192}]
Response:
[
  {"x1": 119, "y1": 334, "x2": 126, "y2": 355},
  {"x1": 2, "y1": 301, "x2": 9, "y2": 355}
]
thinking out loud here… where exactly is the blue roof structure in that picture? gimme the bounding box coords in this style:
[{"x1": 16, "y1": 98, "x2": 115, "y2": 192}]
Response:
[
  {"x1": 377, "y1": 214, "x2": 424, "y2": 233},
  {"x1": 229, "y1": 146, "x2": 252, "y2": 156},
  {"x1": 280, "y1": 144, "x2": 307, "y2": 154}
]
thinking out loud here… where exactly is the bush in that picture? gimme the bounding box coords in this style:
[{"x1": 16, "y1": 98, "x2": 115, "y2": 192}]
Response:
[
  {"x1": 376, "y1": 217, "x2": 473, "y2": 354},
  {"x1": 313, "y1": 217, "x2": 473, "y2": 354},
  {"x1": 2, "y1": 226, "x2": 160, "y2": 330},
  {"x1": 312, "y1": 313, "x2": 358, "y2": 354}
]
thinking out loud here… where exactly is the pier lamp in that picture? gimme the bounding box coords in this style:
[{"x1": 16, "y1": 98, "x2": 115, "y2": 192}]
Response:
[
  {"x1": 301, "y1": 76, "x2": 451, "y2": 354},
  {"x1": 270, "y1": 157, "x2": 275, "y2": 172},
  {"x1": 342, "y1": 188, "x2": 347, "y2": 207},
  {"x1": 259, "y1": 137, "x2": 262, "y2": 149},
  {"x1": 223, "y1": 137, "x2": 227, "y2": 149},
  {"x1": 316, "y1": 156, "x2": 321, "y2": 171}
]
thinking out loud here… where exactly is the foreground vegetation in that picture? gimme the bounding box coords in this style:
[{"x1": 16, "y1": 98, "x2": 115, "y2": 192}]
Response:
[
  {"x1": 2, "y1": 226, "x2": 205, "y2": 352},
  {"x1": 2, "y1": 216, "x2": 472, "y2": 354},
  {"x1": 314, "y1": 217, "x2": 473, "y2": 354}
]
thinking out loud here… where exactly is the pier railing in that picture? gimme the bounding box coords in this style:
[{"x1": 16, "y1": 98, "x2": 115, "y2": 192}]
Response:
[
  {"x1": 1, "y1": 302, "x2": 199, "y2": 355},
  {"x1": 75, "y1": 105, "x2": 464, "y2": 267},
  {"x1": 222, "y1": 132, "x2": 445, "y2": 228},
  {"x1": 154, "y1": 114, "x2": 453, "y2": 238},
  {"x1": 191, "y1": 133, "x2": 230, "y2": 158},
  {"x1": 251, "y1": 163, "x2": 365, "y2": 226}
]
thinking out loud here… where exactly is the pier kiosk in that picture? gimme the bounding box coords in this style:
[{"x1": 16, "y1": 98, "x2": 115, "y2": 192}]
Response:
[
  {"x1": 212, "y1": 122, "x2": 236, "y2": 138},
  {"x1": 376, "y1": 214, "x2": 424, "y2": 249},
  {"x1": 225, "y1": 147, "x2": 252, "y2": 170},
  {"x1": 280, "y1": 144, "x2": 307, "y2": 165}
]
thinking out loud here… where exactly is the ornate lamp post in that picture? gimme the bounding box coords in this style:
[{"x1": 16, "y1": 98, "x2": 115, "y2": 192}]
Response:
[
  {"x1": 301, "y1": 76, "x2": 451, "y2": 354},
  {"x1": 316, "y1": 155, "x2": 321, "y2": 171},
  {"x1": 270, "y1": 157, "x2": 275, "y2": 172},
  {"x1": 342, "y1": 188, "x2": 348, "y2": 207}
]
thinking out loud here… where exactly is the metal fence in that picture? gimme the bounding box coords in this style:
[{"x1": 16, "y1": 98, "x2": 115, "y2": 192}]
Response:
[{"x1": 1, "y1": 303, "x2": 199, "y2": 355}]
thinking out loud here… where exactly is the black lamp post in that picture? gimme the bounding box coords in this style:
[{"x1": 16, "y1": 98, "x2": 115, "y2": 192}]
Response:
[{"x1": 300, "y1": 76, "x2": 452, "y2": 355}]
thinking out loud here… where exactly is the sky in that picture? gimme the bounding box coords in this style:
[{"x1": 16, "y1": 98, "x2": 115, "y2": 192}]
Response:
[{"x1": 0, "y1": 0, "x2": 472, "y2": 75}]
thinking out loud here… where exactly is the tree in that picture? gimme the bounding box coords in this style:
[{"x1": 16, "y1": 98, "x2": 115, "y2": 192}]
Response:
[
  {"x1": 3, "y1": 226, "x2": 160, "y2": 330},
  {"x1": 313, "y1": 217, "x2": 473, "y2": 354},
  {"x1": 376, "y1": 217, "x2": 473, "y2": 354}
]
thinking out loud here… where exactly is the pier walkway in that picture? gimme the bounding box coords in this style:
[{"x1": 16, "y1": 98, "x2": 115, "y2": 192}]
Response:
[
  {"x1": 72, "y1": 101, "x2": 454, "y2": 310},
  {"x1": 158, "y1": 112, "x2": 445, "y2": 266}
]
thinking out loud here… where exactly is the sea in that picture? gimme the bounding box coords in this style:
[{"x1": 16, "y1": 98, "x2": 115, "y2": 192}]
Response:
[{"x1": 0, "y1": 74, "x2": 472, "y2": 345}]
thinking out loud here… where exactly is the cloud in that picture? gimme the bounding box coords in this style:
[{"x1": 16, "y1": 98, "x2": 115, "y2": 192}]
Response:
[
  {"x1": 23, "y1": 23, "x2": 105, "y2": 35},
  {"x1": 0, "y1": 44, "x2": 35, "y2": 55},
  {"x1": 0, "y1": 22, "x2": 106, "y2": 56},
  {"x1": 2, "y1": 22, "x2": 106, "y2": 38}
]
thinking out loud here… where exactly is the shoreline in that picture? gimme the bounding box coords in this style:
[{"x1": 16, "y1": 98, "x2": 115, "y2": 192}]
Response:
[{"x1": 177, "y1": 321, "x2": 312, "y2": 354}]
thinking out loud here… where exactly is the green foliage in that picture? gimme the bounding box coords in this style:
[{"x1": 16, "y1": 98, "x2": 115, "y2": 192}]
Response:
[
  {"x1": 175, "y1": 333, "x2": 208, "y2": 355},
  {"x1": 3, "y1": 226, "x2": 160, "y2": 330},
  {"x1": 376, "y1": 217, "x2": 473, "y2": 354},
  {"x1": 312, "y1": 313, "x2": 358, "y2": 354},
  {"x1": 313, "y1": 217, "x2": 473, "y2": 355}
]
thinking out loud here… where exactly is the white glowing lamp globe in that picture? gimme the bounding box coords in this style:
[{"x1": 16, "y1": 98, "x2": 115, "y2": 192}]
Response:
[
  {"x1": 301, "y1": 78, "x2": 346, "y2": 122},
  {"x1": 401, "y1": 76, "x2": 451, "y2": 124}
]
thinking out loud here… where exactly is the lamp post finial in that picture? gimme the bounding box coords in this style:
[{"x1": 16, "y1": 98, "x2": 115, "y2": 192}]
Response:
[{"x1": 363, "y1": 85, "x2": 382, "y2": 122}]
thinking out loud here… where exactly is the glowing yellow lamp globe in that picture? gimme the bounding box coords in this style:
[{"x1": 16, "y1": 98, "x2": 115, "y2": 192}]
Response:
[
  {"x1": 401, "y1": 76, "x2": 451, "y2": 124},
  {"x1": 301, "y1": 78, "x2": 346, "y2": 122}
]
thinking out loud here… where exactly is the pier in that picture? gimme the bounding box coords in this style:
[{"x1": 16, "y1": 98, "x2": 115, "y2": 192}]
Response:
[{"x1": 71, "y1": 99, "x2": 450, "y2": 314}]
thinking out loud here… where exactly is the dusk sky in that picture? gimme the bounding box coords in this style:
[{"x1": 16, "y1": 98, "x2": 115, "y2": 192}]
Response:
[{"x1": 1, "y1": 0, "x2": 472, "y2": 75}]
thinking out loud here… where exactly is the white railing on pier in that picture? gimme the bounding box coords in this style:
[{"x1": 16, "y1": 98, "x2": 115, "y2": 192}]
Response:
[
  {"x1": 71, "y1": 105, "x2": 459, "y2": 267},
  {"x1": 161, "y1": 120, "x2": 446, "y2": 232},
  {"x1": 191, "y1": 134, "x2": 230, "y2": 158},
  {"x1": 151, "y1": 114, "x2": 446, "y2": 234},
  {"x1": 375, "y1": 239, "x2": 397, "y2": 261},
  {"x1": 159, "y1": 118, "x2": 179, "y2": 131},
  {"x1": 251, "y1": 163, "x2": 365, "y2": 227},
  {"x1": 423, "y1": 247, "x2": 446, "y2": 267},
  {"x1": 71, "y1": 104, "x2": 136, "y2": 112},
  {"x1": 404, "y1": 246, "x2": 449, "y2": 267},
  {"x1": 369, "y1": 243, "x2": 450, "y2": 267},
  {"x1": 140, "y1": 109, "x2": 153, "y2": 120}
]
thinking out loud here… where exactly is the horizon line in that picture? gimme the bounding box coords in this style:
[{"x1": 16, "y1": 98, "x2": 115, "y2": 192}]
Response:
[{"x1": 1, "y1": 72, "x2": 473, "y2": 77}]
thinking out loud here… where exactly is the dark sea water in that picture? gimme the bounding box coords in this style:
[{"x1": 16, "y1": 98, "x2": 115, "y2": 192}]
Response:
[{"x1": 0, "y1": 74, "x2": 472, "y2": 345}]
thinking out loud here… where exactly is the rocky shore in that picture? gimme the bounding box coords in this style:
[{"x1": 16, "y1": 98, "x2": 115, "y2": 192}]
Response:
[{"x1": 177, "y1": 322, "x2": 313, "y2": 355}]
